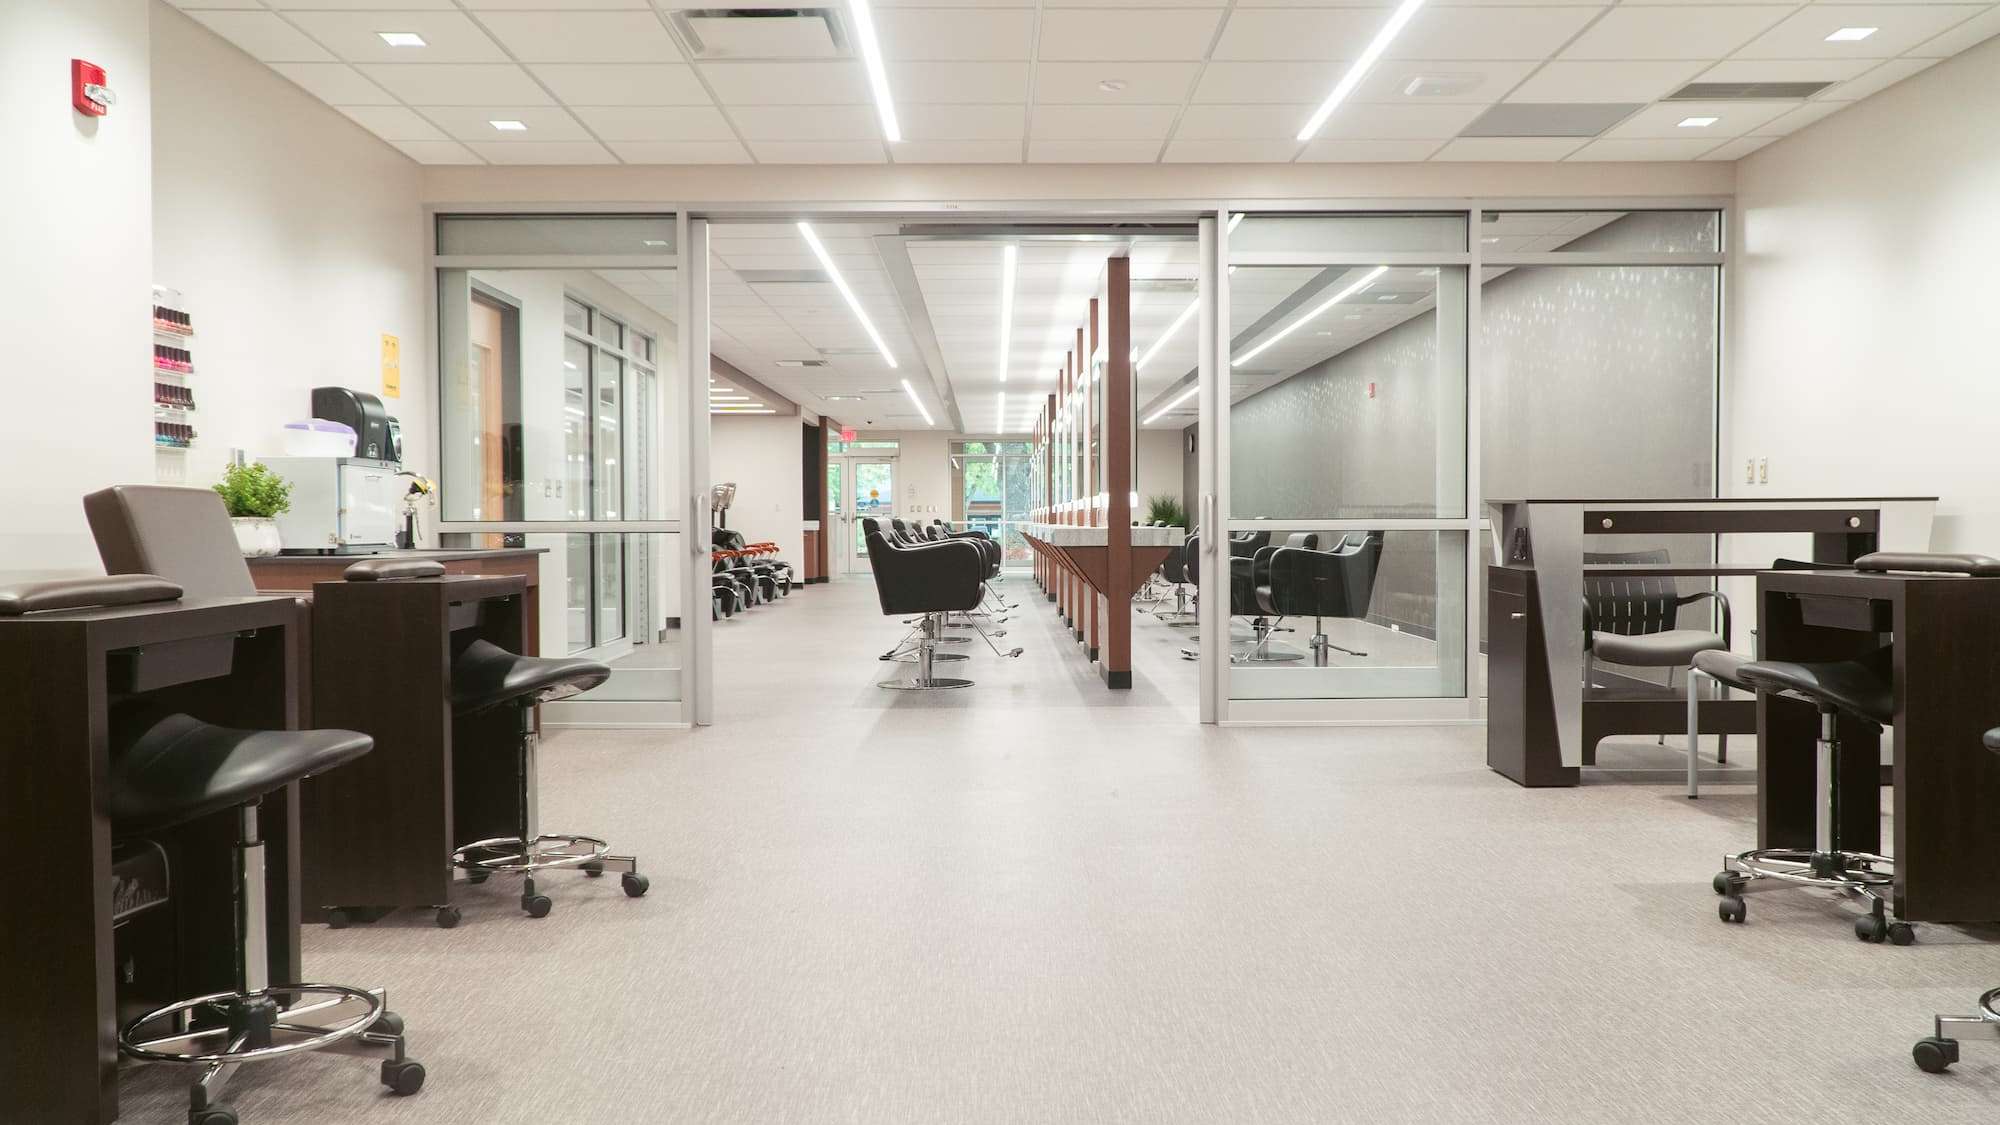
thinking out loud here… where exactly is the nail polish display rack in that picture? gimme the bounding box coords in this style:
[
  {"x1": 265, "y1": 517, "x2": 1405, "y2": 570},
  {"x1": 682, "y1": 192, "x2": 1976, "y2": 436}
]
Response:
[{"x1": 152, "y1": 285, "x2": 197, "y2": 483}]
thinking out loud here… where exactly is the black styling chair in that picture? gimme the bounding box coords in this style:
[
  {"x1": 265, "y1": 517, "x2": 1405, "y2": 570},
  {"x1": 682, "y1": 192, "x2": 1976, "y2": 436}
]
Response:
[
  {"x1": 1915, "y1": 727, "x2": 2000, "y2": 1073},
  {"x1": 1152, "y1": 541, "x2": 1195, "y2": 624},
  {"x1": 0, "y1": 576, "x2": 425, "y2": 1122},
  {"x1": 863, "y1": 517, "x2": 1018, "y2": 688},
  {"x1": 84, "y1": 485, "x2": 646, "y2": 925},
  {"x1": 934, "y1": 520, "x2": 1010, "y2": 617},
  {"x1": 1256, "y1": 534, "x2": 1382, "y2": 666},
  {"x1": 1712, "y1": 644, "x2": 1905, "y2": 943},
  {"x1": 1230, "y1": 533, "x2": 1317, "y2": 663}
]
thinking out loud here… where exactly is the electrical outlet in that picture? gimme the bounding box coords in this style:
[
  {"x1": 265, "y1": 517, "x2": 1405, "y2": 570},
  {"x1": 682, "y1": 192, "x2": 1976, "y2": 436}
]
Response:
[
  {"x1": 1758, "y1": 458, "x2": 1768, "y2": 485},
  {"x1": 1745, "y1": 459, "x2": 1756, "y2": 485}
]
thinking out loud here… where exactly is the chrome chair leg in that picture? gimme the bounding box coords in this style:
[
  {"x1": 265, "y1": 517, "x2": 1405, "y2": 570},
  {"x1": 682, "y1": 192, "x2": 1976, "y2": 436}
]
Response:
[{"x1": 1916, "y1": 987, "x2": 2000, "y2": 1073}]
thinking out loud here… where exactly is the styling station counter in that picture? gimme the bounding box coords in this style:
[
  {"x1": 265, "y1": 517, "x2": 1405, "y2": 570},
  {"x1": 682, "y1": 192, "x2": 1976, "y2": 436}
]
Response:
[
  {"x1": 1485, "y1": 497, "x2": 1937, "y2": 788},
  {"x1": 247, "y1": 548, "x2": 545, "y2": 657},
  {"x1": 1023, "y1": 521, "x2": 1183, "y2": 689}
]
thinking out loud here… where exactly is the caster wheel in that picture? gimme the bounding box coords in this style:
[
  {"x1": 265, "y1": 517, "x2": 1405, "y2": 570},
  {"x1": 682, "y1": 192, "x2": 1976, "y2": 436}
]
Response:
[
  {"x1": 371, "y1": 1010, "x2": 405, "y2": 1037},
  {"x1": 1914, "y1": 1037, "x2": 1959, "y2": 1074},
  {"x1": 326, "y1": 908, "x2": 352, "y2": 930},
  {"x1": 190, "y1": 1108, "x2": 238, "y2": 1125},
  {"x1": 622, "y1": 872, "x2": 650, "y2": 898},
  {"x1": 1889, "y1": 922, "x2": 1917, "y2": 946},
  {"x1": 381, "y1": 1058, "x2": 427, "y2": 1096},
  {"x1": 581, "y1": 861, "x2": 605, "y2": 878},
  {"x1": 1718, "y1": 895, "x2": 1747, "y2": 924},
  {"x1": 1712, "y1": 872, "x2": 1743, "y2": 896},
  {"x1": 434, "y1": 906, "x2": 462, "y2": 929},
  {"x1": 1856, "y1": 914, "x2": 1890, "y2": 943},
  {"x1": 465, "y1": 870, "x2": 489, "y2": 885},
  {"x1": 522, "y1": 893, "x2": 553, "y2": 918}
]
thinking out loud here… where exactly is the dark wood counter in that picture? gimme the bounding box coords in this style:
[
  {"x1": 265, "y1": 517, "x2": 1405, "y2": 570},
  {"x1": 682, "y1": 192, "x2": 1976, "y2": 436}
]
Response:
[{"x1": 249, "y1": 548, "x2": 543, "y2": 657}]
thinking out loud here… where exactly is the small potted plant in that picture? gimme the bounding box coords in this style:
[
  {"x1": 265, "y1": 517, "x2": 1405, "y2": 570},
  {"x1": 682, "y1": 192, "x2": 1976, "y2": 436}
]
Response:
[
  {"x1": 1144, "y1": 494, "x2": 1188, "y2": 529},
  {"x1": 213, "y1": 462, "x2": 293, "y2": 557}
]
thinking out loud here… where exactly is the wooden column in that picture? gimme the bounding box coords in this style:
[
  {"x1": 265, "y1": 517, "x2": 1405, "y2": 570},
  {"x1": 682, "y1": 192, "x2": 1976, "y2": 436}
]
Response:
[
  {"x1": 1102, "y1": 258, "x2": 1135, "y2": 687},
  {"x1": 1083, "y1": 311, "x2": 1099, "y2": 661}
]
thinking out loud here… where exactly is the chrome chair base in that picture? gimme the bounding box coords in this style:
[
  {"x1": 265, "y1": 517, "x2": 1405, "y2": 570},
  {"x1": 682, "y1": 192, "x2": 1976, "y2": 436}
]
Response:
[
  {"x1": 122, "y1": 986, "x2": 421, "y2": 1123},
  {"x1": 1713, "y1": 848, "x2": 1912, "y2": 944},
  {"x1": 1915, "y1": 986, "x2": 2000, "y2": 1073},
  {"x1": 879, "y1": 675, "x2": 974, "y2": 690},
  {"x1": 453, "y1": 834, "x2": 647, "y2": 920}
]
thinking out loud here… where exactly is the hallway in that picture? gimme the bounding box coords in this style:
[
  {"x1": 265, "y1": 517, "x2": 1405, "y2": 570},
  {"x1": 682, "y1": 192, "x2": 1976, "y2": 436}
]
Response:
[{"x1": 121, "y1": 577, "x2": 2000, "y2": 1124}]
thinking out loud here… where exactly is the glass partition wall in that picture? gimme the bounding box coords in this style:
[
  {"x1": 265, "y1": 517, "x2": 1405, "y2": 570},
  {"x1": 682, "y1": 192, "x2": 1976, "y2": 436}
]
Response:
[{"x1": 1192, "y1": 206, "x2": 1724, "y2": 722}]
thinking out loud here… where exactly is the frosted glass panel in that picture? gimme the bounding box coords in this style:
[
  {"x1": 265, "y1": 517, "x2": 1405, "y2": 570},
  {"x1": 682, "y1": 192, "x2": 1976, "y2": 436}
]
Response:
[
  {"x1": 1480, "y1": 211, "x2": 1719, "y2": 254},
  {"x1": 1234, "y1": 213, "x2": 1465, "y2": 254}
]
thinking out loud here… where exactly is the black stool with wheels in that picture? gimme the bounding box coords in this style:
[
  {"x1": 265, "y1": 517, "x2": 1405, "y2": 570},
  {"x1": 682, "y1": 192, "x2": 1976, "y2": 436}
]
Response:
[
  {"x1": 109, "y1": 706, "x2": 424, "y2": 1124},
  {"x1": 1912, "y1": 726, "x2": 2000, "y2": 1071},
  {"x1": 1712, "y1": 648, "x2": 1911, "y2": 944}
]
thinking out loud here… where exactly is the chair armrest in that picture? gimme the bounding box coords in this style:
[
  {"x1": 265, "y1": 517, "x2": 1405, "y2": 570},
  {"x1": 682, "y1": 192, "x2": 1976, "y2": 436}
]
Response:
[
  {"x1": 344, "y1": 558, "x2": 446, "y2": 582},
  {"x1": 1676, "y1": 589, "x2": 1732, "y2": 648},
  {"x1": 0, "y1": 575, "x2": 183, "y2": 616},
  {"x1": 1580, "y1": 597, "x2": 1596, "y2": 645}
]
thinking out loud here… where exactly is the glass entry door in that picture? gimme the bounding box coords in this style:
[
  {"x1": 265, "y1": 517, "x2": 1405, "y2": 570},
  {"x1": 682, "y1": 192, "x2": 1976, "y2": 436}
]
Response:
[{"x1": 848, "y1": 458, "x2": 896, "y2": 568}]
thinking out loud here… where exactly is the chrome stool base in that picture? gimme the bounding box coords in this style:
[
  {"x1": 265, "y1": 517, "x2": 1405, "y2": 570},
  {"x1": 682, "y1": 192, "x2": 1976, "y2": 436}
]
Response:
[
  {"x1": 1713, "y1": 848, "x2": 1912, "y2": 944},
  {"x1": 453, "y1": 834, "x2": 646, "y2": 921},
  {"x1": 879, "y1": 675, "x2": 974, "y2": 690},
  {"x1": 1915, "y1": 986, "x2": 2000, "y2": 1073}
]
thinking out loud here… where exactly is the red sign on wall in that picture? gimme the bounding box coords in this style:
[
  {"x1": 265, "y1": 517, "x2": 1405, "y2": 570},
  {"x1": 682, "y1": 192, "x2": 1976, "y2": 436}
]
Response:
[
  {"x1": 72, "y1": 59, "x2": 113, "y2": 117},
  {"x1": 840, "y1": 427, "x2": 856, "y2": 442}
]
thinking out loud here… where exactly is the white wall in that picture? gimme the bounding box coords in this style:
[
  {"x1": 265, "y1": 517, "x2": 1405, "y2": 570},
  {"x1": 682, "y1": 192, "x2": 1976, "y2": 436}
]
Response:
[
  {"x1": 151, "y1": 2, "x2": 427, "y2": 490},
  {"x1": 711, "y1": 414, "x2": 804, "y2": 567},
  {"x1": 1136, "y1": 429, "x2": 1184, "y2": 512},
  {"x1": 1729, "y1": 35, "x2": 2000, "y2": 552},
  {"x1": 0, "y1": 0, "x2": 154, "y2": 574}
]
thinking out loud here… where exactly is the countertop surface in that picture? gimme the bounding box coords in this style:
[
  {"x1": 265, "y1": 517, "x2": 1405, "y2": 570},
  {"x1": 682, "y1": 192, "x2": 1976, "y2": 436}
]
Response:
[{"x1": 245, "y1": 547, "x2": 546, "y2": 564}]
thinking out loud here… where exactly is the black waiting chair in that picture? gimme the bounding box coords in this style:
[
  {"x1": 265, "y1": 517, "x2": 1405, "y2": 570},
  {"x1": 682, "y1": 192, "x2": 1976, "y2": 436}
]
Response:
[
  {"x1": 862, "y1": 517, "x2": 1017, "y2": 688},
  {"x1": 1915, "y1": 726, "x2": 2000, "y2": 1073},
  {"x1": 1712, "y1": 644, "x2": 1906, "y2": 943},
  {"x1": 0, "y1": 576, "x2": 424, "y2": 1123},
  {"x1": 84, "y1": 485, "x2": 646, "y2": 927},
  {"x1": 1583, "y1": 549, "x2": 1731, "y2": 688},
  {"x1": 1255, "y1": 534, "x2": 1383, "y2": 665}
]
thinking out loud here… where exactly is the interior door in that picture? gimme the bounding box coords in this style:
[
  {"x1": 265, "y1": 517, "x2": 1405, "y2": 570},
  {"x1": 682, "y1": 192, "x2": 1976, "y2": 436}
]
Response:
[
  {"x1": 850, "y1": 458, "x2": 896, "y2": 570},
  {"x1": 826, "y1": 460, "x2": 846, "y2": 578}
]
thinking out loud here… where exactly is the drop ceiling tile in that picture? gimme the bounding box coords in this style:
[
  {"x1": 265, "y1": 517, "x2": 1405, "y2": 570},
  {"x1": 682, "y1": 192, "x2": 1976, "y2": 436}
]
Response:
[
  {"x1": 1732, "y1": 4, "x2": 1982, "y2": 59},
  {"x1": 476, "y1": 12, "x2": 686, "y2": 62},
  {"x1": 1567, "y1": 137, "x2": 1723, "y2": 161},
  {"x1": 465, "y1": 140, "x2": 618, "y2": 163},
  {"x1": 529, "y1": 64, "x2": 712, "y2": 105},
  {"x1": 388, "y1": 139, "x2": 485, "y2": 164},
  {"x1": 731, "y1": 104, "x2": 884, "y2": 140},
  {"x1": 1212, "y1": 8, "x2": 1380, "y2": 60},
  {"x1": 1034, "y1": 61, "x2": 1200, "y2": 103},
  {"x1": 282, "y1": 11, "x2": 507, "y2": 63},
  {"x1": 464, "y1": 0, "x2": 650, "y2": 7},
  {"x1": 269, "y1": 63, "x2": 397, "y2": 105},
  {"x1": 700, "y1": 61, "x2": 871, "y2": 104},
  {"x1": 1192, "y1": 61, "x2": 1342, "y2": 104},
  {"x1": 1692, "y1": 58, "x2": 1878, "y2": 85},
  {"x1": 1390, "y1": 5, "x2": 1605, "y2": 60},
  {"x1": 265, "y1": 0, "x2": 454, "y2": 7},
  {"x1": 750, "y1": 140, "x2": 889, "y2": 163},
  {"x1": 1038, "y1": 10, "x2": 1225, "y2": 61},
  {"x1": 876, "y1": 9, "x2": 1037, "y2": 59},
  {"x1": 1908, "y1": 5, "x2": 2000, "y2": 55},
  {"x1": 1817, "y1": 56, "x2": 1942, "y2": 99},
  {"x1": 1297, "y1": 138, "x2": 1442, "y2": 162},
  {"x1": 420, "y1": 105, "x2": 594, "y2": 141},
  {"x1": 1431, "y1": 136, "x2": 1587, "y2": 161},
  {"x1": 357, "y1": 63, "x2": 554, "y2": 105},
  {"x1": 1316, "y1": 102, "x2": 1487, "y2": 139},
  {"x1": 572, "y1": 105, "x2": 737, "y2": 140},
  {"x1": 890, "y1": 140, "x2": 1025, "y2": 162},
  {"x1": 1173, "y1": 104, "x2": 1315, "y2": 140},
  {"x1": 1560, "y1": 5, "x2": 1794, "y2": 60},
  {"x1": 163, "y1": 0, "x2": 262, "y2": 8},
  {"x1": 1698, "y1": 135, "x2": 1778, "y2": 162},
  {"x1": 1505, "y1": 60, "x2": 1708, "y2": 103},
  {"x1": 1603, "y1": 99, "x2": 1792, "y2": 139},
  {"x1": 1349, "y1": 61, "x2": 1538, "y2": 104},
  {"x1": 607, "y1": 140, "x2": 754, "y2": 163},
  {"x1": 1753, "y1": 100, "x2": 1847, "y2": 135},
  {"x1": 1029, "y1": 103, "x2": 1181, "y2": 140},
  {"x1": 1162, "y1": 138, "x2": 1302, "y2": 162},
  {"x1": 890, "y1": 61, "x2": 1031, "y2": 103},
  {"x1": 185, "y1": 11, "x2": 335, "y2": 62},
  {"x1": 1029, "y1": 139, "x2": 1160, "y2": 161},
  {"x1": 337, "y1": 104, "x2": 449, "y2": 141},
  {"x1": 899, "y1": 104, "x2": 1028, "y2": 140}
]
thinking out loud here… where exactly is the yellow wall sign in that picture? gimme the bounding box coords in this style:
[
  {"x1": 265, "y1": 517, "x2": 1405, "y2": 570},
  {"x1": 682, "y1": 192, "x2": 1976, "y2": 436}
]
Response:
[{"x1": 381, "y1": 333, "x2": 401, "y2": 399}]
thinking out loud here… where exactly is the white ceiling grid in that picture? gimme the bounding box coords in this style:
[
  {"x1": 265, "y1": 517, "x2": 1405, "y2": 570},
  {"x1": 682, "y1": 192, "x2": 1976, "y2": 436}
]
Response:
[{"x1": 173, "y1": 0, "x2": 1999, "y2": 165}]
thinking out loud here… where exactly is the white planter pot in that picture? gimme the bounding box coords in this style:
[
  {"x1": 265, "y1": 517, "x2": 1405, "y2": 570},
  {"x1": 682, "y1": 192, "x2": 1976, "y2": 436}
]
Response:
[{"x1": 231, "y1": 517, "x2": 283, "y2": 558}]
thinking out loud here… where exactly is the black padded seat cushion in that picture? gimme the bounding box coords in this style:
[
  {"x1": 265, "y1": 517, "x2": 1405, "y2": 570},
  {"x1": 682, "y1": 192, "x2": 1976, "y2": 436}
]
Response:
[
  {"x1": 1735, "y1": 651, "x2": 1894, "y2": 726},
  {"x1": 110, "y1": 710, "x2": 373, "y2": 834},
  {"x1": 1691, "y1": 649, "x2": 1754, "y2": 690},
  {"x1": 1591, "y1": 629, "x2": 1726, "y2": 666},
  {"x1": 451, "y1": 638, "x2": 610, "y2": 714}
]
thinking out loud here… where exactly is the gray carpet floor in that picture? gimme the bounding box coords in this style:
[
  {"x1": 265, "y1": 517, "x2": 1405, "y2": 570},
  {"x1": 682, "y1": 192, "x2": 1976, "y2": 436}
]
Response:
[{"x1": 119, "y1": 574, "x2": 2000, "y2": 1123}]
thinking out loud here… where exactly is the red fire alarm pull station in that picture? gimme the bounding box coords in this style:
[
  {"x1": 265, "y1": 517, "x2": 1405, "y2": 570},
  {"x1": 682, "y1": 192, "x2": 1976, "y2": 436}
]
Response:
[
  {"x1": 1367, "y1": 382, "x2": 1377, "y2": 399},
  {"x1": 73, "y1": 60, "x2": 115, "y2": 117}
]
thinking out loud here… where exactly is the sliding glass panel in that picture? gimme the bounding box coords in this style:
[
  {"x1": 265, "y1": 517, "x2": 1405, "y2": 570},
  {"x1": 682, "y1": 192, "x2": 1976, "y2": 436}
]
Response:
[
  {"x1": 1480, "y1": 210, "x2": 1719, "y2": 254},
  {"x1": 533, "y1": 532, "x2": 681, "y2": 705}
]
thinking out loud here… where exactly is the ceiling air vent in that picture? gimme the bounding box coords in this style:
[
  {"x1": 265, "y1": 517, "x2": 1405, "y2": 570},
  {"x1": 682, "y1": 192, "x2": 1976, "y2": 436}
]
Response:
[
  {"x1": 737, "y1": 269, "x2": 830, "y2": 284},
  {"x1": 773, "y1": 359, "x2": 829, "y2": 367},
  {"x1": 1667, "y1": 81, "x2": 1834, "y2": 101},
  {"x1": 668, "y1": 8, "x2": 851, "y2": 61},
  {"x1": 1132, "y1": 278, "x2": 1198, "y2": 294},
  {"x1": 1460, "y1": 103, "x2": 1643, "y2": 138}
]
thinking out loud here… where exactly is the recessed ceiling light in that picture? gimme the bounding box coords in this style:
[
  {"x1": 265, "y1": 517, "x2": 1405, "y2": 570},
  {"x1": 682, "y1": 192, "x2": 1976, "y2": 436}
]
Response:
[
  {"x1": 798, "y1": 221, "x2": 897, "y2": 368},
  {"x1": 1825, "y1": 26, "x2": 1878, "y2": 42},
  {"x1": 376, "y1": 31, "x2": 426, "y2": 47},
  {"x1": 1481, "y1": 237, "x2": 1500, "y2": 244},
  {"x1": 1296, "y1": 0, "x2": 1428, "y2": 141},
  {"x1": 1375, "y1": 294, "x2": 1397, "y2": 301},
  {"x1": 489, "y1": 120, "x2": 527, "y2": 132},
  {"x1": 900, "y1": 378, "x2": 934, "y2": 427},
  {"x1": 847, "y1": 0, "x2": 901, "y2": 142},
  {"x1": 1098, "y1": 79, "x2": 1128, "y2": 93},
  {"x1": 1677, "y1": 116, "x2": 1720, "y2": 128},
  {"x1": 641, "y1": 239, "x2": 669, "y2": 247}
]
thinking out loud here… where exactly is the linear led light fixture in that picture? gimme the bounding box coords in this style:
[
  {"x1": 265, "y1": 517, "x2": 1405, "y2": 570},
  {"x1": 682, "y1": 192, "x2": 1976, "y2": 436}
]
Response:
[
  {"x1": 848, "y1": 0, "x2": 902, "y2": 142},
  {"x1": 489, "y1": 119, "x2": 527, "y2": 132},
  {"x1": 797, "y1": 221, "x2": 897, "y2": 368},
  {"x1": 1233, "y1": 265, "x2": 1389, "y2": 367},
  {"x1": 1143, "y1": 384, "x2": 1197, "y2": 426},
  {"x1": 901, "y1": 378, "x2": 934, "y2": 426},
  {"x1": 1825, "y1": 26, "x2": 1877, "y2": 41},
  {"x1": 996, "y1": 390, "x2": 1005, "y2": 427},
  {"x1": 377, "y1": 31, "x2": 426, "y2": 47},
  {"x1": 1677, "y1": 116, "x2": 1719, "y2": 128},
  {"x1": 1296, "y1": 0, "x2": 1428, "y2": 141},
  {"x1": 997, "y1": 244, "x2": 1017, "y2": 383},
  {"x1": 1137, "y1": 215, "x2": 1242, "y2": 371}
]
